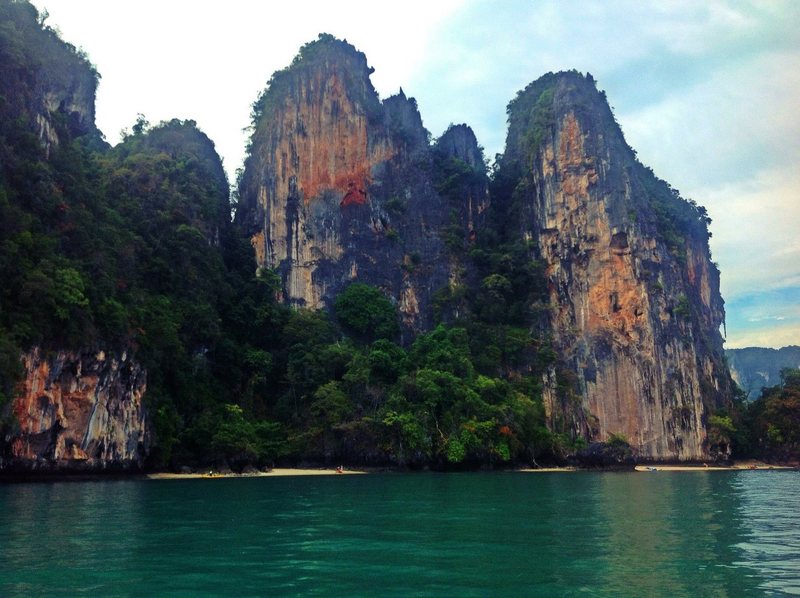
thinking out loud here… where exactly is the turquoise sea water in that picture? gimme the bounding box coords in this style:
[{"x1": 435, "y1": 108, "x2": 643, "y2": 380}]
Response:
[{"x1": 1, "y1": 470, "x2": 798, "y2": 596}]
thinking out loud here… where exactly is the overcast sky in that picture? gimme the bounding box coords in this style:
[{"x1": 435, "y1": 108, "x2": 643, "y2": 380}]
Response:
[{"x1": 32, "y1": 0, "x2": 800, "y2": 350}]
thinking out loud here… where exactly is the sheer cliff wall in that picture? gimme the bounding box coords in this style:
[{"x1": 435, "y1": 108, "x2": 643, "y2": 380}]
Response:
[
  {"x1": 503, "y1": 73, "x2": 733, "y2": 460},
  {"x1": 236, "y1": 37, "x2": 484, "y2": 333}
]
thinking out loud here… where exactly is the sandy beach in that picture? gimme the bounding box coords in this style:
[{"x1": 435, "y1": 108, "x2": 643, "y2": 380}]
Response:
[
  {"x1": 145, "y1": 461, "x2": 796, "y2": 479},
  {"x1": 517, "y1": 467, "x2": 579, "y2": 473},
  {"x1": 147, "y1": 468, "x2": 368, "y2": 480},
  {"x1": 634, "y1": 460, "x2": 794, "y2": 472}
]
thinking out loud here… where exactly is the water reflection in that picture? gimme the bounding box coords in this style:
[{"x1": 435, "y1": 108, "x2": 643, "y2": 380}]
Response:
[
  {"x1": 0, "y1": 480, "x2": 151, "y2": 594},
  {"x1": 592, "y1": 472, "x2": 767, "y2": 596},
  {"x1": 1, "y1": 471, "x2": 798, "y2": 596},
  {"x1": 733, "y1": 470, "x2": 800, "y2": 595}
]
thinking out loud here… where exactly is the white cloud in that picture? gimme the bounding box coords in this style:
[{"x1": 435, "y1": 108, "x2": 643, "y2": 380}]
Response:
[
  {"x1": 637, "y1": 1, "x2": 758, "y2": 55},
  {"x1": 619, "y1": 50, "x2": 800, "y2": 190},
  {"x1": 747, "y1": 316, "x2": 786, "y2": 323},
  {"x1": 690, "y1": 166, "x2": 800, "y2": 302},
  {"x1": 725, "y1": 323, "x2": 800, "y2": 349}
]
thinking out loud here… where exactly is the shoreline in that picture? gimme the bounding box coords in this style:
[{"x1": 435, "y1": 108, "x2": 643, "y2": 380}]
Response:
[
  {"x1": 634, "y1": 460, "x2": 795, "y2": 472},
  {"x1": 517, "y1": 466, "x2": 580, "y2": 473},
  {"x1": 2, "y1": 460, "x2": 795, "y2": 482},
  {"x1": 147, "y1": 460, "x2": 796, "y2": 480}
]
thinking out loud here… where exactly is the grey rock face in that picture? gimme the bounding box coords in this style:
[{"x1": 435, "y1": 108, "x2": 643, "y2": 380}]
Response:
[{"x1": 236, "y1": 38, "x2": 484, "y2": 335}]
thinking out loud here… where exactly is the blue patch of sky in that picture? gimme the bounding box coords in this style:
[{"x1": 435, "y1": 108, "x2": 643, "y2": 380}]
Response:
[{"x1": 725, "y1": 285, "x2": 800, "y2": 347}]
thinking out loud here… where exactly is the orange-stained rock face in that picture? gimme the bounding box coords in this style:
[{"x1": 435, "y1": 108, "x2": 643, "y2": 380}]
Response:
[
  {"x1": 236, "y1": 38, "x2": 469, "y2": 333},
  {"x1": 523, "y1": 76, "x2": 731, "y2": 461},
  {"x1": 266, "y1": 71, "x2": 394, "y2": 208},
  {"x1": 244, "y1": 61, "x2": 397, "y2": 310},
  {"x1": 6, "y1": 347, "x2": 149, "y2": 470},
  {"x1": 251, "y1": 230, "x2": 267, "y2": 266}
]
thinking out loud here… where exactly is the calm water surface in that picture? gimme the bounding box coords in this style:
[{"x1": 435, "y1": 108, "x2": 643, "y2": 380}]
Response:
[{"x1": 1, "y1": 470, "x2": 798, "y2": 596}]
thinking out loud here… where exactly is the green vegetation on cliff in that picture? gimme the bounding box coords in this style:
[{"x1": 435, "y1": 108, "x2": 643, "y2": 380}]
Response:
[
  {"x1": 748, "y1": 369, "x2": 800, "y2": 461},
  {"x1": 0, "y1": 13, "x2": 748, "y2": 471},
  {"x1": 721, "y1": 369, "x2": 800, "y2": 463},
  {"x1": 0, "y1": 9, "x2": 565, "y2": 470},
  {"x1": 0, "y1": 0, "x2": 104, "y2": 403}
]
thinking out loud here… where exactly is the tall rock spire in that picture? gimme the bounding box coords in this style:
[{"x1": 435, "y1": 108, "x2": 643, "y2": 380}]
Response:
[
  {"x1": 236, "y1": 35, "x2": 476, "y2": 332},
  {"x1": 501, "y1": 71, "x2": 734, "y2": 460}
]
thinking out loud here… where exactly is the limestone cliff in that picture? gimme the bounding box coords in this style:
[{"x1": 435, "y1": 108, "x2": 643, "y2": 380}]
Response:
[
  {"x1": 433, "y1": 124, "x2": 489, "y2": 249},
  {"x1": 0, "y1": 17, "x2": 740, "y2": 468},
  {"x1": 4, "y1": 348, "x2": 149, "y2": 471},
  {"x1": 0, "y1": 0, "x2": 99, "y2": 155},
  {"x1": 236, "y1": 35, "x2": 481, "y2": 332},
  {"x1": 0, "y1": 2, "x2": 151, "y2": 473},
  {"x1": 32, "y1": 47, "x2": 97, "y2": 155},
  {"x1": 502, "y1": 72, "x2": 734, "y2": 461}
]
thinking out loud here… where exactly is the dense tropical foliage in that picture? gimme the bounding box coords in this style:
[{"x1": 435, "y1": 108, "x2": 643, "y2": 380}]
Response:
[
  {"x1": 0, "y1": 2, "x2": 572, "y2": 471},
  {"x1": 1, "y1": 2, "x2": 793, "y2": 472}
]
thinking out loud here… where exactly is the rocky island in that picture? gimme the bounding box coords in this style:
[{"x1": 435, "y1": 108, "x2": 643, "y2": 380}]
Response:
[{"x1": 5, "y1": 2, "x2": 779, "y2": 476}]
